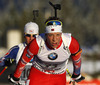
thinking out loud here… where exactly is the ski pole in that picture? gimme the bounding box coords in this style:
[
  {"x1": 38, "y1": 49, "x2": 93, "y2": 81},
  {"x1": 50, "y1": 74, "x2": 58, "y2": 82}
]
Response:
[
  {"x1": 0, "y1": 59, "x2": 14, "y2": 76},
  {"x1": 0, "y1": 66, "x2": 8, "y2": 76},
  {"x1": 66, "y1": 69, "x2": 75, "y2": 85}
]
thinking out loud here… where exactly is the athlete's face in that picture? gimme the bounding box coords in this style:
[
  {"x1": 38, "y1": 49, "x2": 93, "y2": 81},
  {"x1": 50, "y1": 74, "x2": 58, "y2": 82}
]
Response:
[
  {"x1": 46, "y1": 32, "x2": 62, "y2": 49},
  {"x1": 25, "y1": 34, "x2": 37, "y2": 44}
]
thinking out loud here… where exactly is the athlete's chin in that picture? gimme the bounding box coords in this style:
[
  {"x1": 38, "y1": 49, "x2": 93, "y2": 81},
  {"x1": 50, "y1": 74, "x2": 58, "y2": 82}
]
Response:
[
  {"x1": 27, "y1": 42, "x2": 30, "y2": 44},
  {"x1": 51, "y1": 45, "x2": 58, "y2": 49}
]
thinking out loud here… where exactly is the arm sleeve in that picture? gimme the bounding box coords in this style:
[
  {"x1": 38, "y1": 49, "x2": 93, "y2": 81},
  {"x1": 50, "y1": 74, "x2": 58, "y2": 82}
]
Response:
[
  {"x1": 0, "y1": 46, "x2": 19, "y2": 66},
  {"x1": 14, "y1": 39, "x2": 39, "y2": 78},
  {"x1": 69, "y1": 36, "x2": 82, "y2": 75}
]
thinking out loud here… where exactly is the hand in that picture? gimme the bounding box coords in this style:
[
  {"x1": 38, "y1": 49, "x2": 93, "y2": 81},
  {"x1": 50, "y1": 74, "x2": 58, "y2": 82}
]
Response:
[
  {"x1": 8, "y1": 74, "x2": 21, "y2": 85},
  {"x1": 70, "y1": 74, "x2": 85, "y2": 84},
  {"x1": 4, "y1": 58, "x2": 15, "y2": 67}
]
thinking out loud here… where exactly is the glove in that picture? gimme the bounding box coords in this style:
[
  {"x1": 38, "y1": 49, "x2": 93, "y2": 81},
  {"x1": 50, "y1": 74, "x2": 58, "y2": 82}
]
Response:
[
  {"x1": 70, "y1": 74, "x2": 85, "y2": 84},
  {"x1": 4, "y1": 58, "x2": 15, "y2": 67},
  {"x1": 8, "y1": 74, "x2": 21, "y2": 85}
]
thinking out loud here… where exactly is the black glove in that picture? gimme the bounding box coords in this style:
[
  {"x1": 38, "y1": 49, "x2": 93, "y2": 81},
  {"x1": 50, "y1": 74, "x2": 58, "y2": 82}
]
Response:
[
  {"x1": 70, "y1": 74, "x2": 85, "y2": 84},
  {"x1": 4, "y1": 58, "x2": 15, "y2": 67},
  {"x1": 8, "y1": 74, "x2": 21, "y2": 85}
]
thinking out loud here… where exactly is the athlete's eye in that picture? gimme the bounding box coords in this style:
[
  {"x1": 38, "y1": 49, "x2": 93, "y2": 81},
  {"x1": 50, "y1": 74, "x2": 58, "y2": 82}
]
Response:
[{"x1": 48, "y1": 34, "x2": 53, "y2": 37}]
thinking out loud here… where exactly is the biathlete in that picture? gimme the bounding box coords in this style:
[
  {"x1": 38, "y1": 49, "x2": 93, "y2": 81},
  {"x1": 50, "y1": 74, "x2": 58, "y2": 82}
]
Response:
[
  {"x1": 0, "y1": 22, "x2": 39, "y2": 84},
  {"x1": 8, "y1": 17, "x2": 85, "y2": 85}
]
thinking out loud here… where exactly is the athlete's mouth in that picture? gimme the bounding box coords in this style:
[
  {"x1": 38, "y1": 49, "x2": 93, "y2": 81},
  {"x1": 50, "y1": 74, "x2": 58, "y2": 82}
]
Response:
[{"x1": 52, "y1": 43, "x2": 57, "y2": 46}]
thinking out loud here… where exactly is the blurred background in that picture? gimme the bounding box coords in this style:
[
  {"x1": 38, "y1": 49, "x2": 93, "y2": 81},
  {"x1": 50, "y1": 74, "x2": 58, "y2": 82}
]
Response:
[{"x1": 0, "y1": 0, "x2": 100, "y2": 85}]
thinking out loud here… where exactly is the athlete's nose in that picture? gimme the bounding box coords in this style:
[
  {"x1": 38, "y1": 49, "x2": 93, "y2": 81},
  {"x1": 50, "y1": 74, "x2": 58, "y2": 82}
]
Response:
[{"x1": 52, "y1": 35, "x2": 56, "y2": 42}]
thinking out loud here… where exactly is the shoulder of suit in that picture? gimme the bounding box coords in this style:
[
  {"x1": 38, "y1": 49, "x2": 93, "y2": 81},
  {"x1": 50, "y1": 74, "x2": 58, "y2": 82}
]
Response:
[
  {"x1": 17, "y1": 42, "x2": 27, "y2": 48},
  {"x1": 62, "y1": 33, "x2": 71, "y2": 38},
  {"x1": 36, "y1": 33, "x2": 45, "y2": 47},
  {"x1": 62, "y1": 33, "x2": 72, "y2": 48}
]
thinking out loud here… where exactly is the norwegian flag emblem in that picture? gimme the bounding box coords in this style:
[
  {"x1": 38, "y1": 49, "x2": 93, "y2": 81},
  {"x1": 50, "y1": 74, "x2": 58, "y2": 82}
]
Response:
[{"x1": 51, "y1": 29, "x2": 54, "y2": 31}]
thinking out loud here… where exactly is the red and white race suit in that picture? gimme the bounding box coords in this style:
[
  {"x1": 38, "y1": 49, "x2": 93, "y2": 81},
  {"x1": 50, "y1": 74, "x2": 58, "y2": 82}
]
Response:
[{"x1": 14, "y1": 33, "x2": 82, "y2": 85}]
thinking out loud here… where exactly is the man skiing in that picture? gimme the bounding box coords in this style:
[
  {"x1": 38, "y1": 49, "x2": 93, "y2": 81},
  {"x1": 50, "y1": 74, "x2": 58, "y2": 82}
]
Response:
[
  {"x1": 0, "y1": 22, "x2": 39, "y2": 84},
  {"x1": 8, "y1": 17, "x2": 85, "y2": 85}
]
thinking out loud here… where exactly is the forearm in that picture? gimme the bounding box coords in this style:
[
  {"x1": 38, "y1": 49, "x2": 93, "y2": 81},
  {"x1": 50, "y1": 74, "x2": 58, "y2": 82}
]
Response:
[
  {"x1": 71, "y1": 53, "x2": 81, "y2": 75},
  {"x1": 14, "y1": 47, "x2": 33, "y2": 78}
]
